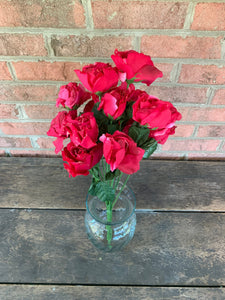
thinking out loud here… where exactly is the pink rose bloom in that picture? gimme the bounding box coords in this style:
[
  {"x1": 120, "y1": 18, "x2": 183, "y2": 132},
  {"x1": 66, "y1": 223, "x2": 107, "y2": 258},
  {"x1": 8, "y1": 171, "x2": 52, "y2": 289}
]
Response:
[
  {"x1": 62, "y1": 142, "x2": 103, "y2": 178},
  {"x1": 100, "y1": 131, "x2": 145, "y2": 175},
  {"x1": 98, "y1": 82, "x2": 135, "y2": 120},
  {"x1": 67, "y1": 112, "x2": 99, "y2": 149},
  {"x1": 47, "y1": 110, "x2": 77, "y2": 154},
  {"x1": 149, "y1": 126, "x2": 176, "y2": 144},
  {"x1": 56, "y1": 82, "x2": 91, "y2": 109},
  {"x1": 132, "y1": 92, "x2": 182, "y2": 129},
  {"x1": 74, "y1": 62, "x2": 119, "y2": 93},
  {"x1": 111, "y1": 49, "x2": 163, "y2": 86}
]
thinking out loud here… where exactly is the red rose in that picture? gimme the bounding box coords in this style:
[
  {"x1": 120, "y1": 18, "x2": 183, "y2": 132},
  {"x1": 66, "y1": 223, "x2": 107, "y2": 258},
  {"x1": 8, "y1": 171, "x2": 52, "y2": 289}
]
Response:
[
  {"x1": 62, "y1": 142, "x2": 103, "y2": 177},
  {"x1": 98, "y1": 82, "x2": 134, "y2": 119},
  {"x1": 100, "y1": 131, "x2": 145, "y2": 174},
  {"x1": 56, "y1": 82, "x2": 91, "y2": 109},
  {"x1": 67, "y1": 112, "x2": 99, "y2": 149},
  {"x1": 132, "y1": 93, "x2": 182, "y2": 129},
  {"x1": 74, "y1": 62, "x2": 119, "y2": 93},
  {"x1": 149, "y1": 126, "x2": 176, "y2": 144},
  {"x1": 47, "y1": 110, "x2": 77, "y2": 154},
  {"x1": 111, "y1": 49, "x2": 163, "y2": 86}
]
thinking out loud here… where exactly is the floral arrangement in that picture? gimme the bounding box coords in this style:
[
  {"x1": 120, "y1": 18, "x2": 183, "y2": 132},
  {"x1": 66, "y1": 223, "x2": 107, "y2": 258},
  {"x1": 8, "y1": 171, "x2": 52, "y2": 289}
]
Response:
[{"x1": 47, "y1": 49, "x2": 181, "y2": 246}]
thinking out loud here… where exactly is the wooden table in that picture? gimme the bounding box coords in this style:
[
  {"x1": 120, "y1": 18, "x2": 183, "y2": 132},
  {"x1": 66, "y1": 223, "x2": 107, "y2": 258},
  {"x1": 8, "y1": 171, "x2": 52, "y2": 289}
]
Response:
[{"x1": 0, "y1": 157, "x2": 225, "y2": 299}]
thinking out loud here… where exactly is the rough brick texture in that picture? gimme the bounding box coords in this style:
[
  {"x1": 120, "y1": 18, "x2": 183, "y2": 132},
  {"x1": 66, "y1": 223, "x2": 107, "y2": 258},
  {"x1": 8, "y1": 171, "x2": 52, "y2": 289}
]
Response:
[
  {"x1": 179, "y1": 65, "x2": 225, "y2": 85},
  {"x1": 13, "y1": 61, "x2": 81, "y2": 81},
  {"x1": 51, "y1": 35, "x2": 132, "y2": 57},
  {"x1": 92, "y1": 1, "x2": 188, "y2": 29},
  {"x1": 0, "y1": 34, "x2": 47, "y2": 56},
  {"x1": 0, "y1": 85, "x2": 58, "y2": 102},
  {"x1": 0, "y1": 0, "x2": 85, "y2": 28},
  {"x1": 141, "y1": 36, "x2": 221, "y2": 59},
  {"x1": 0, "y1": 62, "x2": 12, "y2": 80},
  {"x1": 192, "y1": 3, "x2": 225, "y2": 31},
  {"x1": 0, "y1": 0, "x2": 224, "y2": 159}
]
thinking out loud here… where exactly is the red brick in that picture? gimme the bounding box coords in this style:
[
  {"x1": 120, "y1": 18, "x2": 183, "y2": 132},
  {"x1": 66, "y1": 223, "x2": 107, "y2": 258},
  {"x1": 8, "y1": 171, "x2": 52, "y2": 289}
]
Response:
[
  {"x1": 24, "y1": 105, "x2": 60, "y2": 119},
  {"x1": 186, "y1": 108, "x2": 225, "y2": 122},
  {"x1": 145, "y1": 86, "x2": 207, "y2": 104},
  {"x1": 0, "y1": 34, "x2": 47, "y2": 56},
  {"x1": 0, "y1": 104, "x2": 19, "y2": 119},
  {"x1": 141, "y1": 35, "x2": 221, "y2": 59},
  {"x1": 179, "y1": 65, "x2": 225, "y2": 85},
  {"x1": 0, "y1": 84, "x2": 59, "y2": 102},
  {"x1": 161, "y1": 139, "x2": 220, "y2": 152},
  {"x1": 10, "y1": 149, "x2": 59, "y2": 157},
  {"x1": 173, "y1": 125, "x2": 195, "y2": 138},
  {"x1": 191, "y1": 3, "x2": 225, "y2": 31},
  {"x1": 37, "y1": 137, "x2": 55, "y2": 149},
  {"x1": 0, "y1": 137, "x2": 31, "y2": 148},
  {"x1": 212, "y1": 89, "x2": 225, "y2": 105},
  {"x1": 12, "y1": 61, "x2": 82, "y2": 81},
  {"x1": 0, "y1": 122, "x2": 50, "y2": 135},
  {"x1": 51, "y1": 35, "x2": 132, "y2": 57},
  {"x1": 173, "y1": 107, "x2": 190, "y2": 122},
  {"x1": 153, "y1": 63, "x2": 174, "y2": 83},
  {"x1": 92, "y1": 1, "x2": 188, "y2": 29},
  {"x1": 0, "y1": 62, "x2": 12, "y2": 80},
  {"x1": 197, "y1": 126, "x2": 225, "y2": 138},
  {"x1": 0, "y1": 0, "x2": 85, "y2": 28}
]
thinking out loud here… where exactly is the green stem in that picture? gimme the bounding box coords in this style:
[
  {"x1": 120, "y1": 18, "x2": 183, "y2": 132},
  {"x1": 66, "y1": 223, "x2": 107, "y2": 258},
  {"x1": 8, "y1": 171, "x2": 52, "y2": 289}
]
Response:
[
  {"x1": 112, "y1": 174, "x2": 130, "y2": 208},
  {"x1": 106, "y1": 201, "x2": 113, "y2": 249}
]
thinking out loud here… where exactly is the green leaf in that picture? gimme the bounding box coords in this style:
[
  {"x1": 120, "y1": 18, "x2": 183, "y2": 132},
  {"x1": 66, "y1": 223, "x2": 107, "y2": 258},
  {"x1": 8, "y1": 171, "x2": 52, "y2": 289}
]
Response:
[
  {"x1": 129, "y1": 125, "x2": 150, "y2": 148},
  {"x1": 88, "y1": 181, "x2": 97, "y2": 196},
  {"x1": 143, "y1": 140, "x2": 158, "y2": 159},
  {"x1": 95, "y1": 182, "x2": 115, "y2": 203},
  {"x1": 105, "y1": 169, "x2": 121, "y2": 181},
  {"x1": 89, "y1": 165, "x2": 100, "y2": 181}
]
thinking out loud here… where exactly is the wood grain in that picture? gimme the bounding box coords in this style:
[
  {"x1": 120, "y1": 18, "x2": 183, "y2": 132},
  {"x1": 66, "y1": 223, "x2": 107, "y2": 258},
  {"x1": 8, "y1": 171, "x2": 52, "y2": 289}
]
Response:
[
  {"x1": 1, "y1": 209, "x2": 225, "y2": 286},
  {"x1": 1, "y1": 285, "x2": 225, "y2": 300},
  {"x1": 1, "y1": 157, "x2": 225, "y2": 210}
]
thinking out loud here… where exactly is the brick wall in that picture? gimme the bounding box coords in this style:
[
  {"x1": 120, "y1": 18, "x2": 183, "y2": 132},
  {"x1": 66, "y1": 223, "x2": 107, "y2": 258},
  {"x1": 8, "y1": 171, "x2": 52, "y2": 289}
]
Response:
[{"x1": 0, "y1": 0, "x2": 224, "y2": 159}]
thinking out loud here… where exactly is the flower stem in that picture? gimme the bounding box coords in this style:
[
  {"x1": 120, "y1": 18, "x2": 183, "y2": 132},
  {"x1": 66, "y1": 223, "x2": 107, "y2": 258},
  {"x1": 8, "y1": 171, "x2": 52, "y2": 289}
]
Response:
[
  {"x1": 112, "y1": 174, "x2": 130, "y2": 208},
  {"x1": 106, "y1": 201, "x2": 113, "y2": 249}
]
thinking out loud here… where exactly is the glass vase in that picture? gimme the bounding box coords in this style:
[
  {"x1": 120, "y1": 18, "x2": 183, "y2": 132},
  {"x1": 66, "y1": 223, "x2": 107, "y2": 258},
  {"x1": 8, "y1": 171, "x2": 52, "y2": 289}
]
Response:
[{"x1": 85, "y1": 181, "x2": 136, "y2": 252}]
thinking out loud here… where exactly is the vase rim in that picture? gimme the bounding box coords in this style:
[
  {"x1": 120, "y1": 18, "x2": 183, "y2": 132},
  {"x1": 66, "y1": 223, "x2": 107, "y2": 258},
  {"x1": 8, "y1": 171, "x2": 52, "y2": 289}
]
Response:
[{"x1": 86, "y1": 183, "x2": 136, "y2": 226}]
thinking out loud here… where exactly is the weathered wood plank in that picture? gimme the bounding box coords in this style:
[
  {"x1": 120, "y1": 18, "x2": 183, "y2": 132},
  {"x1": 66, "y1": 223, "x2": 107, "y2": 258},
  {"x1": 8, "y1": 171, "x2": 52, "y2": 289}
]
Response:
[
  {"x1": 1, "y1": 209, "x2": 225, "y2": 285},
  {"x1": 1, "y1": 157, "x2": 225, "y2": 210},
  {"x1": 1, "y1": 285, "x2": 225, "y2": 300}
]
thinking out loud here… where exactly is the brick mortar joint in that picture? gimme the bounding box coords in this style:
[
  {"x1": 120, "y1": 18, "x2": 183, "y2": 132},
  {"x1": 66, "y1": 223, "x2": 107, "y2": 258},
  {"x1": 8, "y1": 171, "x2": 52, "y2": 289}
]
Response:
[
  {"x1": 183, "y1": 2, "x2": 196, "y2": 30},
  {"x1": 0, "y1": 28, "x2": 225, "y2": 37}
]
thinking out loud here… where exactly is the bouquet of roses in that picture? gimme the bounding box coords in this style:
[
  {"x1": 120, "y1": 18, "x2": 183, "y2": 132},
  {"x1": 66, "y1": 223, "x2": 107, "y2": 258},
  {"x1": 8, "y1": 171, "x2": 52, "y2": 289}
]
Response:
[{"x1": 47, "y1": 49, "x2": 181, "y2": 247}]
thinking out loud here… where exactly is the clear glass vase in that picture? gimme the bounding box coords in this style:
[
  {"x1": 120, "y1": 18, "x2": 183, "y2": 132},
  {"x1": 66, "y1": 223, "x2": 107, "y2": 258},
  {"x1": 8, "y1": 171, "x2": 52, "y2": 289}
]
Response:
[{"x1": 85, "y1": 181, "x2": 136, "y2": 252}]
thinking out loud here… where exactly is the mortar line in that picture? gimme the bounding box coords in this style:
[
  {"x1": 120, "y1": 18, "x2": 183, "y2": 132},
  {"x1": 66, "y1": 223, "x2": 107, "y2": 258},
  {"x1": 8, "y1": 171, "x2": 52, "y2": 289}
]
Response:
[
  {"x1": 6, "y1": 62, "x2": 17, "y2": 80},
  {"x1": 82, "y1": 0, "x2": 94, "y2": 30},
  {"x1": 183, "y1": 2, "x2": 196, "y2": 30},
  {"x1": 1, "y1": 56, "x2": 225, "y2": 66},
  {"x1": 206, "y1": 87, "x2": 216, "y2": 105},
  {"x1": 192, "y1": 125, "x2": 199, "y2": 138},
  {"x1": 0, "y1": 28, "x2": 225, "y2": 37},
  {"x1": 221, "y1": 36, "x2": 225, "y2": 60},
  {"x1": 43, "y1": 34, "x2": 55, "y2": 57}
]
